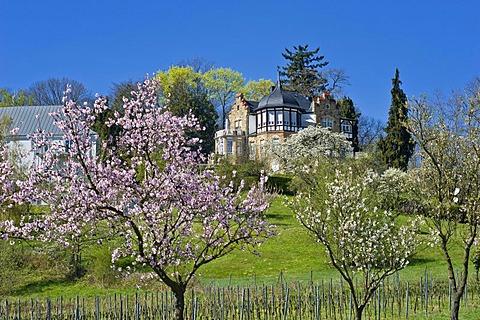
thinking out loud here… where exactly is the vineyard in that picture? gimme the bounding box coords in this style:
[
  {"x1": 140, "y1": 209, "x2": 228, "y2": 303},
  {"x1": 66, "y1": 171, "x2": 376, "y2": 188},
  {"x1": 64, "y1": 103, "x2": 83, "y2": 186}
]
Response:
[{"x1": 2, "y1": 274, "x2": 479, "y2": 320}]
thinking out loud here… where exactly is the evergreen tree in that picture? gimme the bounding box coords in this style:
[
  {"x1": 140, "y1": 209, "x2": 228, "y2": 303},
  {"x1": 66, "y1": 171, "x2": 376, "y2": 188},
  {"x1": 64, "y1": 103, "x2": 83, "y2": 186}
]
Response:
[
  {"x1": 279, "y1": 44, "x2": 328, "y2": 98},
  {"x1": 339, "y1": 96, "x2": 360, "y2": 152},
  {"x1": 377, "y1": 69, "x2": 414, "y2": 170}
]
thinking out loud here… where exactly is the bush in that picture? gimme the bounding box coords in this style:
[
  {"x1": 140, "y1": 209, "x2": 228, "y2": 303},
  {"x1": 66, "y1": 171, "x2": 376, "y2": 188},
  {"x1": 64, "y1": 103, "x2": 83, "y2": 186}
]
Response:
[
  {"x1": 266, "y1": 174, "x2": 294, "y2": 195},
  {"x1": 213, "y1": 158, "x2": 266, "y2": 189}
]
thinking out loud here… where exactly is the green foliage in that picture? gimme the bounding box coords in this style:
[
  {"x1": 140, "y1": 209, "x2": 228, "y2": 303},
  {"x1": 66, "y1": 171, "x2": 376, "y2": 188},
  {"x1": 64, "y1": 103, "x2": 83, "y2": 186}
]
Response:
[
  {"x1": 377, "y1": 69, "x2": 414, "y2": 170},
  {"x1": 213, "y1": 158, "x2": 266, "y2": 189},
  {"x1": 338, "y1": 96, "x2": 360, "y2": 119},
  {"x1": 202, "y1": 68, "x2": 245, "y2": 128},
  {"x1": 279, "y1": 44, "x2": 328, "y2": 97},
  {"x1": 265, "y1": 174, "x2": 294, "y2": 195},
  {"x1": 155, "y1": 67, "x2": 218, "y2": 155},
  {"x1": 0, "y1": 88, "x2": 34, "y2": 107},
  {"x1": 243, "y1": 79, "x2": 275, "y2": 101},
  {"x1": 338, "y1": 96, "x2": 360, "y2": 152},
  {"x1": 84, "y1": 243, "x2": 120, "y2": 287}
]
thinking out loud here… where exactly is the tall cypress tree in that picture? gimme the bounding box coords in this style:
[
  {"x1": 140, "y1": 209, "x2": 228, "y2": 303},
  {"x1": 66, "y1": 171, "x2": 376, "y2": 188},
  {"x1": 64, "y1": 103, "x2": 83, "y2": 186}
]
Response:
[
  {"x1": 279, "y1": 44, "x2": 328, "y2": 98},
  {"x1": 377, "y1": 69, "x2": 414, "y2": 170}
]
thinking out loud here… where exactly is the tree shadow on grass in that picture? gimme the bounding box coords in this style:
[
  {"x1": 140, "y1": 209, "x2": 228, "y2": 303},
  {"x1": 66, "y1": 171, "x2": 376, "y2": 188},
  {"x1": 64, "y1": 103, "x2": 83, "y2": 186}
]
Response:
[
  {"x1": 408, "y1": 256, "x2": 438, "y2": 267},
  {"x1": 10, "y1": 278, "x2": 73, "y2": 297},
  {"x1": 265, "y1": 213, "x2": 295, "y2": 227}
]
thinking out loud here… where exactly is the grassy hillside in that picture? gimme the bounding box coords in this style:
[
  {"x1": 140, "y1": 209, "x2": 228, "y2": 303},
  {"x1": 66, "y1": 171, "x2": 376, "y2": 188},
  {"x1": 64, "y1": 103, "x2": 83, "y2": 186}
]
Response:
[{"x1": 1, "y1": 195, "x2": 476, "y2": 298}]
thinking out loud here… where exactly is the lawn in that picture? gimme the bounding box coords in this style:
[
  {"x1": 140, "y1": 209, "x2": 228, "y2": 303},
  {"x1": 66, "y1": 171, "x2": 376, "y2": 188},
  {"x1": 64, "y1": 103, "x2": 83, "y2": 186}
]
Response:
[{"x1": 2, "y1": 195, "x2": 478, "y2": 299}]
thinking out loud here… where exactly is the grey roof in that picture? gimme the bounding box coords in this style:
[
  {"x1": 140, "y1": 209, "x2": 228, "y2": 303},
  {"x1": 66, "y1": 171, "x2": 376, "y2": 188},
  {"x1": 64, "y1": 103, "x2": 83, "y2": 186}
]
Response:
[
  {"x1": 0, "y1": 106, "x2": 63, "y2": 137},
  {"x1": 256, "y1": 81, "x2": 311, "y2": 112},
  {"x1": 246, "y1": 100, "x2": 259, "y2": 112}
]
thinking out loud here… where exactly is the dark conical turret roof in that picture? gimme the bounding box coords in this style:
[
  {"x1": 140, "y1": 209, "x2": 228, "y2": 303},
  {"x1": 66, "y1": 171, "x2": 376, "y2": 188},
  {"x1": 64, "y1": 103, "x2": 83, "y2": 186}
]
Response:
[{"x1": 256, "y1": 81, "x2": 311, "y2": 111}]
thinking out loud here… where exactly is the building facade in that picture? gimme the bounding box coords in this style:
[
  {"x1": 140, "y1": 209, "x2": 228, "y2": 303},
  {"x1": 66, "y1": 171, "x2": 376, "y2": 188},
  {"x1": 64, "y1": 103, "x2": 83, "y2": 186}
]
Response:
[
  {"x1": 214, "y1": 82, "x2": 357, "y2": 163},
  {"x1": 0, "y1": 105, "x2": 98, "y2": 168}
]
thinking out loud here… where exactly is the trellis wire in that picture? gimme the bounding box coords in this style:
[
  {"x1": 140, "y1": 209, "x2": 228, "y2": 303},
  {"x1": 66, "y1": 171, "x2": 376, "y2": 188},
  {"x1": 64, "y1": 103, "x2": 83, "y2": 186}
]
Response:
[{"x1": 0, "y1": 274, "x2": 478, "y2": 319}]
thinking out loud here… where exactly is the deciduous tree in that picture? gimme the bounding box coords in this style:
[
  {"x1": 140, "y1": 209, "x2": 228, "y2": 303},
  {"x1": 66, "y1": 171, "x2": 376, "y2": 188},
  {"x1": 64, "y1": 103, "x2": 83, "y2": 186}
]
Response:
[
  {"x1": 243, "y1": 79, "x2": 275, "y2": 101},
  {"x1": 0, "y1": 88, "x2": 34, "y2": 107},
  {"x1": 156, "y1": 66, "x2": 218, "y2": 155},
  {"x1": 357, "y1": 115, "x2": 384, "y2": 151},
  {"x1": 290, "y1": 164, "x2": 421, "y2": 320},
  {"x1": 0, "y1": 78, "x2": 273, "y2": 320},
  {"x1": 202, "y1": 68, "x2": 245, "y2": 128},
  {"x1": 269, "y1": 125, "x2": 352, "y2": 173},
  {"x1": 29, "y1": 77, "x2": 93, "y2": 105},
  {"x1": 406, "y1": 77, "x2": 480, "y2": 320}
]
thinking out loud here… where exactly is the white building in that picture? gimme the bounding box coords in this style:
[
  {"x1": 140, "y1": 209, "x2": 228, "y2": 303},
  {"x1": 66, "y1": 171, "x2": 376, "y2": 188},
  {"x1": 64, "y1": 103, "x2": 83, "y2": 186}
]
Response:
[{"x1": 0, "y1": 105, "x2": 97, "y2": 168}]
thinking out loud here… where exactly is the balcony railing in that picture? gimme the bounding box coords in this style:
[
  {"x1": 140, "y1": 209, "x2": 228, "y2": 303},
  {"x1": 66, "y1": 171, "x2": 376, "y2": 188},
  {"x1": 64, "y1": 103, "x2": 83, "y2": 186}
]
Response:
[{"x1": 215, "y1": 129, "x2": 244, "y2": 138}]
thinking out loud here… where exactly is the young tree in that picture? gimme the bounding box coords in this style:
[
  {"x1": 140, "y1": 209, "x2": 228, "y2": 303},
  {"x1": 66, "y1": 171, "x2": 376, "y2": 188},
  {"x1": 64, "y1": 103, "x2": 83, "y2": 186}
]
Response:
[
  {"x1": 202, "y1": 68, "x2": 245, "y2": 129},
  {"x1": 0, "y1": 78, "x2": 274, "y2": 320},
  {"x1": 406, "y1": 77, "x2": 480, "y2": 320},
  {"x1": 290, "y1": 164, "x2": 421, "y2": 320},
  {"x1": 377, "y1": 69, "x2": 414, "y2": 170},
  {"x1": 279, "y1": 44, "x2": 329, "y2": 97}
]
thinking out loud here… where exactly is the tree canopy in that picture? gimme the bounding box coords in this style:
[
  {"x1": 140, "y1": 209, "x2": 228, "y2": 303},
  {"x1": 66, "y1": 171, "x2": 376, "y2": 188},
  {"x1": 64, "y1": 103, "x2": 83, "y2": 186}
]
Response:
[
  {"x1": 0, "y1": 78, "x2": 273, "y2": 320},
  {"x1": 0, "y1": 88, "x2": 34, "y2": 107},
  {"x1": 406, "y1": 77, "x2": 480, "y2": 320},
  {"x1": 155, "y1": 67, "x2": 218, "y2": 155},
  {"x1": 269, "y1": 125, "x2": 352, "y2": 173},
  {"x1": 279, "y1": 44, "x2": 329, "y2": 97},
  {"x1": 202, "y1": 68, "x2": 245, "y2": 129},
  {"x1": 243, "y1": 78, "x2": 275, "y2": 101},
  {"x1": 29, "y1": 77, "x2": 93, "y2": 105}
]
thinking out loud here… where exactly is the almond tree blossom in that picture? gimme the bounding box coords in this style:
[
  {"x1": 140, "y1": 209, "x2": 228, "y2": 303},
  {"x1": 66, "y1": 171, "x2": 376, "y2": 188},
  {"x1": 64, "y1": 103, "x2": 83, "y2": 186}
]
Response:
[
  {"x1": 0, "y1": 78, "x2": 274, "y2": 320},
  {"x1": 406, "y1": 77, "x2": 480, "y2": 320},
  {"x1": 290, "y1": 166, "x2": 421, "y2": 320}
]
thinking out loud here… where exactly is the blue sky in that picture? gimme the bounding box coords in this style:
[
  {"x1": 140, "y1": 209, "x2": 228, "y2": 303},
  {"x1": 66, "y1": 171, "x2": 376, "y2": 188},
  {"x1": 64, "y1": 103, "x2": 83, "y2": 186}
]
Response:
[{"x1": 1, "y1": 0, "x2": 478, "y2": 120}]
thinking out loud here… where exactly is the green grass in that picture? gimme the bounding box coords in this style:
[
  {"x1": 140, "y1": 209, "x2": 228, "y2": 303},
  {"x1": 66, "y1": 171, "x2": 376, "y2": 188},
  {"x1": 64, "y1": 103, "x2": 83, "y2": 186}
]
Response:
[{"x1": 3, "y1": 195, "x2": 479, "y2": 298}]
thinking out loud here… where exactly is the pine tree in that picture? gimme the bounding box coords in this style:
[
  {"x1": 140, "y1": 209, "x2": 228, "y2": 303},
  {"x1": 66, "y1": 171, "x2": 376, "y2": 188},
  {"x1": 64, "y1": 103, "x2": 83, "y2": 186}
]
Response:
[
  {"x1": 279, "y1": 44, "x2": 328, "y2": 97},
  {"x1": 377, "y1": 69, "x2": 414, "y2": 170}
]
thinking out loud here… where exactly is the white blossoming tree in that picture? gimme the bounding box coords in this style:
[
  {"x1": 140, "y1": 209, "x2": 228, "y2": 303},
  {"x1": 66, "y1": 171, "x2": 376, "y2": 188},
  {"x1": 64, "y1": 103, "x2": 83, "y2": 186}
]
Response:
[
  {"x1": 406, "y1": 77, "x2": 480, "y2": 320},
  {"x1": 268, "y1": 125, "x2": 353, "y2": 173},
  {"x1": 290, "y1": 165, "x2": 421, "y2": 320},
  {"x1": 0, "y1": 78, "x2": 274, "y2": 320}
]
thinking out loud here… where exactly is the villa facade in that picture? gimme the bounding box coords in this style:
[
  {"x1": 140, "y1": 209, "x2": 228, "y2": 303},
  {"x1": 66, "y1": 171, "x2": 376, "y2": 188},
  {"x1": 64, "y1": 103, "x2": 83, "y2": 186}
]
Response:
[{"x1": 214, "y1": 81, "x2": 357, "y2": 163}]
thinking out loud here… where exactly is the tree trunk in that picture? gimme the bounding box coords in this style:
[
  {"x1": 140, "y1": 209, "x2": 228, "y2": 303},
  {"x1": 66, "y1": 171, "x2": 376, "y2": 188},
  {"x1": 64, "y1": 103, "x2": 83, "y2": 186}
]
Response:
[
  {"x1": 354, "y1": 305, "x2": 364, "y2": 320},
  {"x1": 172, "y1": 286, "x2": 186, "y2": 320},
  {"x1": 450, "y1": 292, "x2": 461, "y2": 320}
]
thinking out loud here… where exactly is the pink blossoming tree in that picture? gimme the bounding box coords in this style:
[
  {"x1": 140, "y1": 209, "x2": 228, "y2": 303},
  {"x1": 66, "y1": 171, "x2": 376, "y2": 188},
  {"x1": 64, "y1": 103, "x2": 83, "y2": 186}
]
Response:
[{"x1": 0, "y1": 78, "x2": 274, "y2": 320}]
